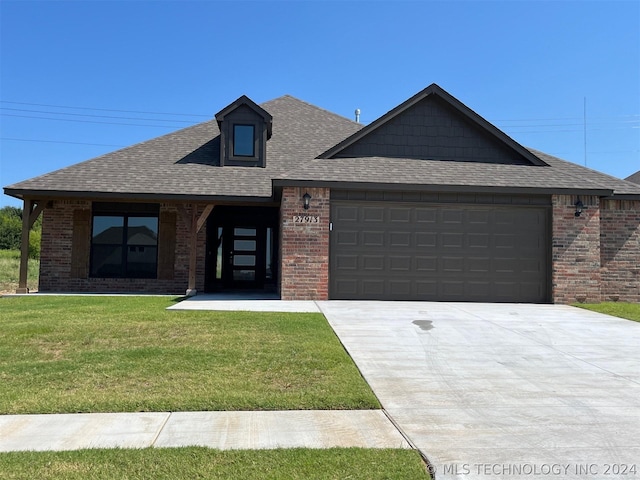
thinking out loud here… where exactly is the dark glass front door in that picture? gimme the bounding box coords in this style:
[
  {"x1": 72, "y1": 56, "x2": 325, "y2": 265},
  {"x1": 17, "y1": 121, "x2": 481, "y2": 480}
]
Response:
[{"x1": 205, "y1": 207, "x2": 278, "y2": 292}]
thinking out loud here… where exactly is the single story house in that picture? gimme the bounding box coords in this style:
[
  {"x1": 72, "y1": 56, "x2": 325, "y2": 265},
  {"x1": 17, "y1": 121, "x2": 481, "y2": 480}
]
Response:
[{"x1": 5, "y1": 84, "x2": 640, "y2": 303}]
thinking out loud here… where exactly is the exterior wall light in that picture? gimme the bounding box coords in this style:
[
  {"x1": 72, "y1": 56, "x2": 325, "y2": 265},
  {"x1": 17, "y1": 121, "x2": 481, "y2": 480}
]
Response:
[
  {"x1": 303, "y1": 192, "x2": 311, "y2": 210},
  {"x1": 575, "y1": 198, "x2": 584, "y2": 217}
]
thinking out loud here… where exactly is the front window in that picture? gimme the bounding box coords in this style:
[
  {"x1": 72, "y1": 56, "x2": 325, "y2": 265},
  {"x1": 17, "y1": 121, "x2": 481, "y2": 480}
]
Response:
[
  {"x1": 91, "y1": 208, "x2": 158, "y2": 278},
  {"x1": 233, "y1": 124, "x2": 255, "y2": 157}
]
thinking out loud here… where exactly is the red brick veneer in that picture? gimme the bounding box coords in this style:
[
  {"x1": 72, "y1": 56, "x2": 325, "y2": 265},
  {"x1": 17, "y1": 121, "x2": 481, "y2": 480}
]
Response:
[
  {"x1": 600, "y1": 199, "x2": 640, "y2": 303},
  {"x1": 552, "y1": 195, "x2": 601, "y2": 303},
  {"x1": 38, "y1": 200, "x2": 205, "y2": 294},
  {"x1": 279, "y1": 187, "x2": 330, "y2": 300}
]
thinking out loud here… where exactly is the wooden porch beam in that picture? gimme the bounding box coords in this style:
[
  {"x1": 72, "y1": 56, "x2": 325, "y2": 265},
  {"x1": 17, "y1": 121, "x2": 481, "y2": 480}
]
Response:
[
  {"x1": 17, "y1": 198, "x2": 33, "y2": 294},
  {"x1": 196, "y1": 204, "x2": 215, "y2": 233},
  {"x1": 28, "y1": 202, "x2": 46, "y2": 229}
]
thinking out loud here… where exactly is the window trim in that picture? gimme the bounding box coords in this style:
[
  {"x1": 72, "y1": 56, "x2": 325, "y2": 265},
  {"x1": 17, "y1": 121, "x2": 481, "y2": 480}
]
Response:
[
  {"x1": 232, "y1": 124, "x2": 256, "y2": 157},
  {"x1": 90, "y1": 203, "x2": 159, "y2": 279}
]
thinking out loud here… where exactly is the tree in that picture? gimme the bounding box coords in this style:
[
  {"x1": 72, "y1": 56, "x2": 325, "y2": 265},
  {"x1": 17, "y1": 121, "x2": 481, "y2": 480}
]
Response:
[{"x1": 0, "y1": 205, "x2": 42, "y2": 258}]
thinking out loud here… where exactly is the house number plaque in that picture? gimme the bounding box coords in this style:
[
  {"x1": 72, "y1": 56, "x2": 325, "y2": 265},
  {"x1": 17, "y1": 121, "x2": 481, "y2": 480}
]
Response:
[{"x1": 292, "y1": 215, "x2": 320, "y2": 223}]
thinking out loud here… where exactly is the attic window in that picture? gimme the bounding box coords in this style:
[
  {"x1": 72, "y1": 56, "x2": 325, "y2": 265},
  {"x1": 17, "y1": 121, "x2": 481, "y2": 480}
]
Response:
[
  {"x1": 233, "y1": 124, "x2": 255, "y2": 157},
  {"x1": 215, "y1": 95, "x2": 272, "y2": 167}
]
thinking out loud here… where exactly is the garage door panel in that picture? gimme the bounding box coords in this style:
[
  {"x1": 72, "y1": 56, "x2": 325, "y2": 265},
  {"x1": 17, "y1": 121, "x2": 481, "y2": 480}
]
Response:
[
  {"x1": 335, "y1": 230, "x2": 358, "y2": 246},
  {"x1": 330, "y1": 200, "x2": 549, "y2": 302},
  {"x1": 362, "y1": 231, "x2": 384, "y2": 246},
  {"x1": 335, "y1": 205, "x2": 358, "y2": 222},
  {"x1": 468, "y1": 233, "x2": 490, "y2": 248},
  {"x1": 390, "y1": 208, "x2": 411, "y2": 222},
  {"x1": 442, "y1": 233, "x2": 464, "y2": 248},
  {"x1": 416, "y1": 209, "x2": 437, "y2": 223},
  {"x1": 390, "y1": 232, "x2": 411, "y2": 247},
  {"x1": 335, "y1": 279, "x2": 358, "y2": 296},
  {"x1": 362, "y1": 279, "x2": 384, "y2": 295},
  {"x1": 363, "y1": 255, "x2": 384, "y2": 271},
  {"x1": 417, "y1": 281, "x2": 437, "y2": 296},
  {"x1": 390, "y1": 280, "x2": 412, "y2": 296},
  {"x1": 363, "y1": 207, "x2": 384, "y2": 222},
  {"x1": 416, "y1": 256, "x2": 437, "y2": 272},
  {"x1": 467, "y1": 257, "x2": 490, "y2": 273},
  {"x1": 442, "y1": 257, "x2": 464, "y2": 272},
  {"x1": 494, "y1": 258, "x2": 516, "y2": 273},
  {"x1": 468, "y1": 282, "x2": 492, "y2": 297},
  {"x1": 389, "y1": 256, "x2": 411, "y2": 271},
  {"x1": 495, "y1": 234, "x2": 516, "y2": 249},
  {"x1": 495, "y1": 282, "x2": 519, "y2": 299},
  {"x1": 441, "y1": 281, "x2": 465, "y2": 298},
  {"x1": 335, "y1": 254, "x2": 358, "y2": 270},
  {"x1": 520, "y1": 258, "x2": 543, "y2": 273},
  {"x1": 468, "y1": 210, "x2": 491, "y2": 224},
  {"x1": 416, "y1": 232, "x2": 437, "y2": 247},
  {"x1": 442, "y1": 210, "x2": 463, "y2": 223}
]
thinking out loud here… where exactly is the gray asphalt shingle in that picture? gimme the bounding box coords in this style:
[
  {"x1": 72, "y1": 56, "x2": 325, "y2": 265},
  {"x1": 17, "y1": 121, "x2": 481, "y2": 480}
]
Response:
[{"x1": 5, "y1": 94, "x2": 640, "y2": 199}]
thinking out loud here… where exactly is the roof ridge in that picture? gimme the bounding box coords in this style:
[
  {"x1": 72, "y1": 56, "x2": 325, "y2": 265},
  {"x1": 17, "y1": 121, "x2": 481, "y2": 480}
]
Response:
[{"x1": 261, "y1": 94, "x2": 360, "y2": 126}]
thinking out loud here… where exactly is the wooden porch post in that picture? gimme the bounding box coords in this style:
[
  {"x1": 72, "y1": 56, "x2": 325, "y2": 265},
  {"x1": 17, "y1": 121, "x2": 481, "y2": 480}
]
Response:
[
  {"x1": 17, "y1": 198, "x2": 33, "y2": 294},
  {"x1": 184, "y1": 204, "x2": 215, "y2": 297},
  {"x1": 16, "y1": 199, "x2": 48, "y2": 294}
]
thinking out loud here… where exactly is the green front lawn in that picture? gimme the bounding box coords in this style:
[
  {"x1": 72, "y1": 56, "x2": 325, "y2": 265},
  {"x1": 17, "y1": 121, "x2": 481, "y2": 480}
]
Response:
[
  {"x1": 0, "y1": 296, "x2": 379, "y2": 414},
  {"x1": 574, "y1": 302, "x2": 640, "y2": 322},
  {"x1": 0, "y1": 447, "x2": 431, "y2": 480}
]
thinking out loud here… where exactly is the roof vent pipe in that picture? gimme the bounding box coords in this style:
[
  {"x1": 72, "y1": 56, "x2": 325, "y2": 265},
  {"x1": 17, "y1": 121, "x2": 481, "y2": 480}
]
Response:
[{"x1": 355, "y1": 108, "x2": 361, "y2": 123}]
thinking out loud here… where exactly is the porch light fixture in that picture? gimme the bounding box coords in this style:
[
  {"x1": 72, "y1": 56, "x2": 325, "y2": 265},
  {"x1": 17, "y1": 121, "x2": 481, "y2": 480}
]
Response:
[
  {"x1": 303, "y1": 192, "x2": 311, "y2": 210},
  {"x1": 575, "y1": 198, "x2": 584, "y2": 217}
]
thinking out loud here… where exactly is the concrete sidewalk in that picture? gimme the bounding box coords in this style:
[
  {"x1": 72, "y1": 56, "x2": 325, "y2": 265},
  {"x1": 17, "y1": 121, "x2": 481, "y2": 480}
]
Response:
[
  {"x1": 167, "y1": 294, "x2": 321, "y2": 313},
  {"x1": 0, "y1": 410, "x2": 410, "y2": 452},
  {"x1": 0, "y1": 296, "x2": 409, "y2": 453}
]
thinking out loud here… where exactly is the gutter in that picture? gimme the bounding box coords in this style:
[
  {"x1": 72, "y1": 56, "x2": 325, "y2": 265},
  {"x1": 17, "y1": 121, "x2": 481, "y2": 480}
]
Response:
[{"x1": 272, "y1": 179, "x2": 613, "y2": 197}]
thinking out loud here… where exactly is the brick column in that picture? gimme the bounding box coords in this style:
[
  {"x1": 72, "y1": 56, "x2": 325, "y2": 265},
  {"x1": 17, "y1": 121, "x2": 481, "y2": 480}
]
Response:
[
  {"x1": 600, "y1": 199, "x2": 640, "y2": 303},
  {"x1": 551, "y1": 194, "x2": 601, "y2": 303},
  {"x1": 280, "y1": 187, "x2": 330, "y2": 300}
]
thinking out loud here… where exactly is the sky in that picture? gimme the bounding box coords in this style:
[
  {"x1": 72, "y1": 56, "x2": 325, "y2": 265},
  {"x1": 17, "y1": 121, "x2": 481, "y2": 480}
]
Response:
[{"x1": 1, "y1": 0, "x2": 639, "y2": 208}]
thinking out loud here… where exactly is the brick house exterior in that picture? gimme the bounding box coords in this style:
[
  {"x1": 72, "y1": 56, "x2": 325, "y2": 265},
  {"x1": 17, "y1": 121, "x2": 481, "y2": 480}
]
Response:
[{"x1": 5, "y1": 84, "x2": 640, "y2": 303}]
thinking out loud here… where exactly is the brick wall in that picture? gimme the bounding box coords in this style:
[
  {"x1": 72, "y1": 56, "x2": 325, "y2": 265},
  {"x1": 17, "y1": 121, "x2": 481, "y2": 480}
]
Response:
[
  {"x1": 280, "y1": 187, "x2": 330, "y2": 300},
  {"x1": 551, "y1": 195, "x2": 601, "y2": 304},
  {"x1": 38, "y1": 200, "x2": 205, "y2": 294},
  {"x1": 600, "y1": 199, "x2": 640, "y2": 302}
]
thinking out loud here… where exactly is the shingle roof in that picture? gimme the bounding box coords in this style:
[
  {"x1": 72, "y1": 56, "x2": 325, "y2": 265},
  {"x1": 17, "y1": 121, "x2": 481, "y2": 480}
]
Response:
[
  {"x1": 5, "y1": 91, "x2": 640, "y2": 200},
  {"x1": 4, "y1": 95, "x2": 362, "y2": 201},
  {"x1": 275, "y1": 149, "x2": 640, "y2": 196},
  {"x1": 627, "y1": 170, "x2": 640, "y2": 185}
]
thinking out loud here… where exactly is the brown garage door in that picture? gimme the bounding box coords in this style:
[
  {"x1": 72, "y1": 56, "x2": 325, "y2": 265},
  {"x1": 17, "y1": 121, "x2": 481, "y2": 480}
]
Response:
[{"x1": 330, "y1": 199, "x2": 549, "y2": 302}]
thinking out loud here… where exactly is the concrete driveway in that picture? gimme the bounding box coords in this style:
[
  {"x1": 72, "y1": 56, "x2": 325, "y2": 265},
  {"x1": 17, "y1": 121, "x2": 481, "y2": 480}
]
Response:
[{"x1": 317, "y1": 302, "x2": 640, "y2": 480}]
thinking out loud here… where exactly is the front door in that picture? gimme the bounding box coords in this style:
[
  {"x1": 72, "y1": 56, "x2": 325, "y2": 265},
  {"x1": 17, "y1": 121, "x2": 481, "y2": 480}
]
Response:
[
  {"x1": 205, "y1": 207, "x2": 278, "y2": 292},
  {"x1": 223, "y1": 225, "x2": 262, "y2": 289}
]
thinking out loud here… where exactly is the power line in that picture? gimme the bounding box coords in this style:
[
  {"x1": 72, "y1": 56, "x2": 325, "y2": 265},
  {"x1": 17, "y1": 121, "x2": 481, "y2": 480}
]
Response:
[
  {"x1": 0, "y1": 107, "x2": 196, "y2": 124},
  {"x1": 0, "y1": 100, "x2": 210, "y2": 118},
  {"x1": 0, "y1": 113, "x2": 189, "y2": 129},
  {"x1": 1, "y1": 137, "x2": 125, "y2": 148}
]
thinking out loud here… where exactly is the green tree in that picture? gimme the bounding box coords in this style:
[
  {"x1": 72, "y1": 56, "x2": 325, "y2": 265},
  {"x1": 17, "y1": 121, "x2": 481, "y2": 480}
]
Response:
[{"x1": 0, "y1": 205, "x2": 42, "y2": 258}]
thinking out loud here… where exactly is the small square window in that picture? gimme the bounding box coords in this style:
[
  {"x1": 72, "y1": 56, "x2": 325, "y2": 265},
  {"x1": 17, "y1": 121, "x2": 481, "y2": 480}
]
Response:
[{"x1": 233, "y1": 125, "x2": 255, "y2": 157}]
